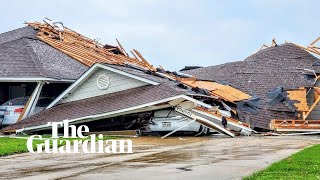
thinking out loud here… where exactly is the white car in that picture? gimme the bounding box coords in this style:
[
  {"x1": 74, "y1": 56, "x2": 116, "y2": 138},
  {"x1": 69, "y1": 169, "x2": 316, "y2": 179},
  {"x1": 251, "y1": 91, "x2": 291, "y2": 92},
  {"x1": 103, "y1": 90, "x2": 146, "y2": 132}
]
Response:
[
  {"x1": 148, "y1": 110, "x2": 203, "y2": 133},
  {"x1": 0, "y1": 97, "x2": 52, "y2": 126}
]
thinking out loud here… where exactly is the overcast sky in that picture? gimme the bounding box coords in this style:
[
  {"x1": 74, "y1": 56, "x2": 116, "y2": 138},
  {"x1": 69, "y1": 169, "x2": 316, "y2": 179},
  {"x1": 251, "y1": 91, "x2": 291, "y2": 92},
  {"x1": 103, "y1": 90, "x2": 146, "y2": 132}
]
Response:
[{"x1": 1, "y1": 0, "x2": 319, "y2": 70}]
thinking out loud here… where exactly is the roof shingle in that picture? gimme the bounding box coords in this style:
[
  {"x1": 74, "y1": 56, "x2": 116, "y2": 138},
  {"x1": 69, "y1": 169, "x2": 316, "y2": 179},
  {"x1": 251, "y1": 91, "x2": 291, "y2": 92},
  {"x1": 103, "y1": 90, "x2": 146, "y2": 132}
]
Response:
[
  {"x1": 3, "y1": 83, "x2": 187, "y2": 131},
  {"x1": 184, "y1": 43, "x2": 320, "y2": 129},
  {"x1": 0, "y1": 26, "x2": 88, "y2": 80}
]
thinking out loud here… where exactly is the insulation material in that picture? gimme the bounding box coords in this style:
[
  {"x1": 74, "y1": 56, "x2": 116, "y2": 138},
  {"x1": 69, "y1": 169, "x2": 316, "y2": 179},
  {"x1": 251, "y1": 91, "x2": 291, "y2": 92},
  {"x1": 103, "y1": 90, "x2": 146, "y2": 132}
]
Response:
[
  {"x1": 286, "y1": 88, "x2": 309, "y2": 112},
  {"x1": 178, "y1": 78, "x2": 251, "y2": 102}
]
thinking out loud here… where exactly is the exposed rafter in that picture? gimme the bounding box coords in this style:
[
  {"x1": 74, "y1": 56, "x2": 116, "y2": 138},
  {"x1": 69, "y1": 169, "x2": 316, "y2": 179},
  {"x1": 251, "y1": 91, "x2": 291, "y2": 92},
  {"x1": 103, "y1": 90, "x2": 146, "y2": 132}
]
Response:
[
  {"x1": 259, "y1": 38, "x2": 278, "y2": 50},
  {"x1": 26, "y1": 21, "x2": 156, "y2": 71},
  {"x1": 291, "y1": 37, "x2": 320, "y2": 56}
]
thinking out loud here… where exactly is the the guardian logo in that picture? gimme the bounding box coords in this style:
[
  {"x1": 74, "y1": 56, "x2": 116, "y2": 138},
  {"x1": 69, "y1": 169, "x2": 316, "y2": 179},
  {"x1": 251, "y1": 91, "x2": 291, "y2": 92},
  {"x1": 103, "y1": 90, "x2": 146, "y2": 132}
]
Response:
[{"x1": 27, "y1": 120, "x2": 133, "y2": 154}]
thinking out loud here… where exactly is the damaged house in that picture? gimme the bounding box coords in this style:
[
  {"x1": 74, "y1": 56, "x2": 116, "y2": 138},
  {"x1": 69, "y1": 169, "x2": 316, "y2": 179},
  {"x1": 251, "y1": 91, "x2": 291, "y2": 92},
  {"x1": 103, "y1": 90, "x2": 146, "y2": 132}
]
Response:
[
  {"x1": 184, "y1": 42, "x2": 320, "y2": 132},
  {"x1": 3, "y1": 20, "x2": 318, "y2": 135},
  {"x1": 0, "y1": 20, "x2": 155, "y2": 127},
  {"x1": 1, "y1": 21, "x2": 257, "y2": 137}
]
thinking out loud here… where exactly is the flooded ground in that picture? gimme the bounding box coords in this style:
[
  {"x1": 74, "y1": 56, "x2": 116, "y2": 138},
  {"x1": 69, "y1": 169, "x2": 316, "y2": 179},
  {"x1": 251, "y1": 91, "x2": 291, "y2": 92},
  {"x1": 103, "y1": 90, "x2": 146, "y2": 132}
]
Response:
[{"x1": 0, "y1": 135, "x2": 319, "y2": 180}]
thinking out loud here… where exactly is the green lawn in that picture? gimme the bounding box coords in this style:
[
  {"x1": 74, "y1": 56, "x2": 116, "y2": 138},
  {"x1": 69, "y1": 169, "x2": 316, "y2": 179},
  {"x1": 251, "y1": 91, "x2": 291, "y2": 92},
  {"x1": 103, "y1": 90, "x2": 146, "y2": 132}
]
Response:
[
  {"x1": 0, "y1": 135, "x2": 117, "y2": 157},
  {"x1": 244, "y1": 144, "x2": 320, "y2": 180}
]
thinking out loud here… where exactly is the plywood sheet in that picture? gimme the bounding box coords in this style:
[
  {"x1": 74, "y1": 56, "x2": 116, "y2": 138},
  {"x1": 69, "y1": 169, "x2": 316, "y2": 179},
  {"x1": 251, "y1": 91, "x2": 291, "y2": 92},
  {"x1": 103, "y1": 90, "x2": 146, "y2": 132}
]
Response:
[
  {"x1": 286, "y1": 89, "x2": 309, "y2": 112},
  {"x1": 180, "y1": 79, "x2": 251, "y2": 102}
]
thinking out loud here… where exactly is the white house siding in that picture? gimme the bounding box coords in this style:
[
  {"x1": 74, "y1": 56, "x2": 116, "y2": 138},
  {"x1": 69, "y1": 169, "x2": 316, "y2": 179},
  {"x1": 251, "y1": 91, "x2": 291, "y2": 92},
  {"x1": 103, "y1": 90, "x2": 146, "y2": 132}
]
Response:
[
  {"x1": 306, "y1": 80, "x2": 320, "y2": 120},
  {"x1": 62, "y1": 68, "x2": 148, "y2": 103}
]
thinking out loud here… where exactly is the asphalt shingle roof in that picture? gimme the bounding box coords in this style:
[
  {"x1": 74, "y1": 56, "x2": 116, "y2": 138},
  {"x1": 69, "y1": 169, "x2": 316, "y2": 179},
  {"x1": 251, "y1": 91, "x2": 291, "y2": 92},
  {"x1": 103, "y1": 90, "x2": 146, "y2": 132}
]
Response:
[
  {"x1": 184, "y1": 43, "x2": 320, "y2": 129},
  {"x1": 0, "y1": 26, "x2": 88, "y2": 80}
]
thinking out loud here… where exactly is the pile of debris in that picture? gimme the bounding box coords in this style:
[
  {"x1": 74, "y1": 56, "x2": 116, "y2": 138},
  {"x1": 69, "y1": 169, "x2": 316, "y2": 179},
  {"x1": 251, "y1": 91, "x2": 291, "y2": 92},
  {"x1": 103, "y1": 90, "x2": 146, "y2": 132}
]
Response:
[{"x1": 184, "y1": 37, "x2": 320, "y2": 134}]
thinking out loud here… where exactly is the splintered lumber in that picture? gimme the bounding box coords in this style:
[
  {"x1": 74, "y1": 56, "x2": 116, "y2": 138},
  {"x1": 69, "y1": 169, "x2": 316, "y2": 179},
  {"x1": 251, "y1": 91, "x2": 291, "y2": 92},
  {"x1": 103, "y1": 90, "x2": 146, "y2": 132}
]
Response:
[
  {"x1": 310, "y1": 37, "x2": 320, "y2": 46},
  {"x1": 194, "y1": 115, "x2": 235, "y2": 137},
  {"x1": 116, "y1": 38, "x2": 129, "y2": 56},
  {"x1": 177, "y1": 78, "x2": 251, "y2": 103},
  {"x1": 160, "y1": 105, "x2": 236, "y2": 139},
  {"x1": 304, "y1": 95, "x2": 320, "y2": 119},
  {"x1": 193, "y1": 107, "x2": 254, "y2": 136},
  {"x1": 195, "y1": 107, "x2": 251, "y2": 127},
  {"x1": 292, "y1": 37, "x2": 320, "y2": 56},
  {"x1": 132, "y1": 49, "x2": 156, "y2": 71},
  {"x1": 271, "y1": 119, "x2": 320, "y2": 132},
  {"x1": 26, "y1": 21, "x2": 155, "y2": 71},
  {"x1": 271, "y1": 38, "x2": 277, "y2": 47},
  {"x1": 173, "y1": 106, "x2": 235, "y2": 137}
]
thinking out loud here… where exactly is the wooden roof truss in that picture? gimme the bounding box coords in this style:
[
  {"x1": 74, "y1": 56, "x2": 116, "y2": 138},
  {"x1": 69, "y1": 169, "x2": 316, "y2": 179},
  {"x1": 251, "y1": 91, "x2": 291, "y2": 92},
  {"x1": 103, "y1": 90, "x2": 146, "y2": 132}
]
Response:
[{"x1": 26, "y1": 21, "x2": 156, "y2": 71}]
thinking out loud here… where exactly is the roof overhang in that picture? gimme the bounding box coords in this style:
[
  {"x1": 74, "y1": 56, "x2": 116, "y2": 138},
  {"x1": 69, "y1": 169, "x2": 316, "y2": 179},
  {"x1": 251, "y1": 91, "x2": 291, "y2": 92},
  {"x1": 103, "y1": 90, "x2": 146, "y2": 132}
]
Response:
[
  {"x1": 16, "y1": 95, "x2": 211, "y2": 133},
  {"x1": 0, "y1": 77, "x2": 75, "y2": 83}
]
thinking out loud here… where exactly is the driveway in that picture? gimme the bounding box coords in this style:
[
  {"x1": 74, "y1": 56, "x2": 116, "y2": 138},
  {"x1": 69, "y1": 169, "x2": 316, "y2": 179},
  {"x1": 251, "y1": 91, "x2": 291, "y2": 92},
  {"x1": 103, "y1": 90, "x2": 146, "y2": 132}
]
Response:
[{"x1": 0, "y1": 136, "x2": 319, "y2": 180}]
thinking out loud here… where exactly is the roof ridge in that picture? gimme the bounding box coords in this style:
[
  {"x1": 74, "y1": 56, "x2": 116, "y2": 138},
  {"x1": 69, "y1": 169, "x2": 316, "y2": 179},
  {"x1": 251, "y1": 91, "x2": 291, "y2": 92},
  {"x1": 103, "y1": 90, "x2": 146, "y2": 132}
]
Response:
[
  {"x1": 0, "y1": 26, "x2": 37, "y2": 45},
  {"x1": 23, "y1": 38, "x2": 48, "y2": 78},
  {"x1": 245, "y1": 43, "x2": 319, "y2": 62}
]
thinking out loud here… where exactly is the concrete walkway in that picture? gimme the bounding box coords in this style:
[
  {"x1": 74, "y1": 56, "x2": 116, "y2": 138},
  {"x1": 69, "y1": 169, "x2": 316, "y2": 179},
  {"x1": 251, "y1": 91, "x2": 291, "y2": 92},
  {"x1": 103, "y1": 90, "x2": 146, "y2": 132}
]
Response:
[{"x1": 0, "y1": 136, "x2": 319, "y2": 180}]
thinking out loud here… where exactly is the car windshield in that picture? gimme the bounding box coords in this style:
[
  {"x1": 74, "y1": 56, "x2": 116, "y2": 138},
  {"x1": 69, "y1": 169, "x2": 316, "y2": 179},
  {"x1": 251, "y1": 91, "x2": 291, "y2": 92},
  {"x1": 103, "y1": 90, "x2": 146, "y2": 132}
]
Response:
[{"x1": 2, "y1": 97, "x2": 29, "y2": 106}]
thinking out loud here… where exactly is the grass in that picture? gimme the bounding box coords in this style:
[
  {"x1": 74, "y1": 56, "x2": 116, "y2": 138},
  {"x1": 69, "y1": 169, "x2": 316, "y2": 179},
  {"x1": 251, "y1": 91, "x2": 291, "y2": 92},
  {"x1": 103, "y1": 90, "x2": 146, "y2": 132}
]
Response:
[
  {"x1": 0, "y1": 135, "x2": 117, "y2": 157},
  {"x1": 244, "y1": 144, "x2": 320, "y2": 180}
]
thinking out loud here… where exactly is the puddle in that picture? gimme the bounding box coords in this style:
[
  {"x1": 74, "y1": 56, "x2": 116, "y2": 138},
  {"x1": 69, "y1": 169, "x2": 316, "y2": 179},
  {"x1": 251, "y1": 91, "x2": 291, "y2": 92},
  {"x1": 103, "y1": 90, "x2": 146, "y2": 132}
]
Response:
[
  {"x1": 177, "y1": 167, "x2": 192, "y2": 171},
  {"x1": 128, "y1": 150, "x2": 200, "y2": 163}
]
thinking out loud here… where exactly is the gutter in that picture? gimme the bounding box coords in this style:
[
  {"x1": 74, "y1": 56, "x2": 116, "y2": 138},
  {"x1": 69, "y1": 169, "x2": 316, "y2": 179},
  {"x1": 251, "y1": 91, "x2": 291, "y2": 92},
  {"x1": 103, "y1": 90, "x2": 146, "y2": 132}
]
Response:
[
  {"x1": 15, "y1": 95, "x2": 212, "y2": 133},
  {"x1": 0, "y1": 77, "x2": 75, "y2": 83},
  {"x1": 192, "y1": 109, "x2": 256, "y2": 135}
]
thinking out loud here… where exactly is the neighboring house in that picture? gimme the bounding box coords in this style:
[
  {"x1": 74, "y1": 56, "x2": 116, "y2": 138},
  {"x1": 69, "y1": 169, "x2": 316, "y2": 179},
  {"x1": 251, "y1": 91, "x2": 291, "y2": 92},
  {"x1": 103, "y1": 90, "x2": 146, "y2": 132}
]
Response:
[{"x1": 184, "y1": 43, "x2": 320, "y2": 130}]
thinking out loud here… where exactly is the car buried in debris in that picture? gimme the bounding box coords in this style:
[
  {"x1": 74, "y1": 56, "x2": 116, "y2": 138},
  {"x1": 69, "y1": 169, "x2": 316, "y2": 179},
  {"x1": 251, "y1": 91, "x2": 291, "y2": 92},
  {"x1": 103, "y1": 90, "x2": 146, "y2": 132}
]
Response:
[{"x1": 0, "y1": 97, "x2": 53, "y2": 126}]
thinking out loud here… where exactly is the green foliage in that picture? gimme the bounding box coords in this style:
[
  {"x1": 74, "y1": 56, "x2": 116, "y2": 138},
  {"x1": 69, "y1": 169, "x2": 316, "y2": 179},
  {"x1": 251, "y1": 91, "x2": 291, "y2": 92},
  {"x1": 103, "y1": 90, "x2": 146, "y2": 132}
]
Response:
[
  {"x1": 0, "y1": 135, "x2": 117, "y2": 157},
  {"x1": 244, "y1": 144, "x2": 320, "y2": 180}
]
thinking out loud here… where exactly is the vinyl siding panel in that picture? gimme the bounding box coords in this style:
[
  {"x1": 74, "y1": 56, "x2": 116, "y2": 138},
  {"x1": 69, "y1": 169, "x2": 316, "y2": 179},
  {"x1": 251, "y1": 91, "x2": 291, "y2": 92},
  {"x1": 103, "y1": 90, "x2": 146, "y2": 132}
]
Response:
[
  {"x1": 62, "y1": 68, "x2": 148, "y2": 103},
  {"x1": 306, "y1": 80, "x2": 320, "y2": 120}
]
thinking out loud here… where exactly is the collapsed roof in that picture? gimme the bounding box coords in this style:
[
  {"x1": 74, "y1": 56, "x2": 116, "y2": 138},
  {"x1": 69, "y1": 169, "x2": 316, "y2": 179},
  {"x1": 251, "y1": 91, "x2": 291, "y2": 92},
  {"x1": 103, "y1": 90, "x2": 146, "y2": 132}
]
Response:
[
  {"x1": 5, "y1": 82, "x2": 188, "y2": 132},
  {"x1": 1, "y1": 20, "x2": 255, "y2": 134},
  {"x1": 3, "y1": 62, "x2": 252, "y2": 133},
  {"x1": 183, "y1": 43, "x2": 320, "y2": 129},
  {"x1": 26, "y1": 22, "x2": 156, "y2": 71}
]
